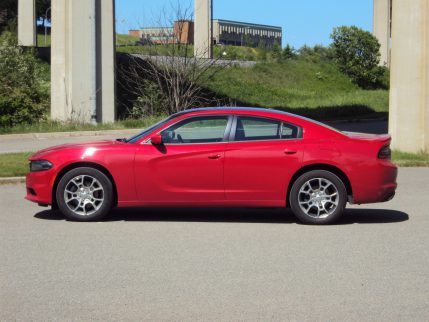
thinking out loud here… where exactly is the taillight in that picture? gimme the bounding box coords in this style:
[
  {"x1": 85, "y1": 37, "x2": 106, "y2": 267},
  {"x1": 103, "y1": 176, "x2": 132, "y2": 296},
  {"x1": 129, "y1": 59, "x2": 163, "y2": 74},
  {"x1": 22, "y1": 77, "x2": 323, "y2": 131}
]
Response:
[{"x1": 378, "y1": 145, "x2": 391, "y2": 160}]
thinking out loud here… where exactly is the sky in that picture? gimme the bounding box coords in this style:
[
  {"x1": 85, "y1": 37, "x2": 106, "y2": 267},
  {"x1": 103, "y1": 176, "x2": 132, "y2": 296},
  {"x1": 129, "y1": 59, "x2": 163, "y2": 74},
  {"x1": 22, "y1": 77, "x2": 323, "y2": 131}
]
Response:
[{"x1": 115, "y1": 0, "x2": 374, "y2": 48}]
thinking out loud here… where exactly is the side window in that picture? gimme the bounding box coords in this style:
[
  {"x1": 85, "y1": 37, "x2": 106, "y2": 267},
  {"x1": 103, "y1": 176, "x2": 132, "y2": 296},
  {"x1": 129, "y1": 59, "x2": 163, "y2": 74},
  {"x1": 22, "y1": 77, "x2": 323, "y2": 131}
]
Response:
[
  {"x1": 161, "y1": 116, "x2": 229, "y2": 144},
  {"x1": 234, "y1": 116, "x2": 301, "y2": 141},
  {"x1": 281, "y1": 122, "x2": 300, "y2": 139},
  {"x1": 235, "y1": 116, "x2": 281, "y2": 141}
]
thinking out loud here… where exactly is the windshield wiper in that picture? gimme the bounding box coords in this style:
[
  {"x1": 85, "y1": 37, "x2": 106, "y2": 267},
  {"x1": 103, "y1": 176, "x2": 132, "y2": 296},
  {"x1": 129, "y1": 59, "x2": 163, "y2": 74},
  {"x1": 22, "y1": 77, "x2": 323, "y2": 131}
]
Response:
[{"x1": 116, "y1": 138, "x2": 128, "y2": 143}]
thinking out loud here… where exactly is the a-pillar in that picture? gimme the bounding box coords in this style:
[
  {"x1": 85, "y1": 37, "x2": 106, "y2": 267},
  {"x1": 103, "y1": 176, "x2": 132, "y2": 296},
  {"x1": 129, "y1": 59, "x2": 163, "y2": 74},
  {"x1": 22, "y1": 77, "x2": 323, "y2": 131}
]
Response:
[
  {"x1": 51, "y1": 0, "x2": 116, "y2": 123},
  {"x1": 389, "y1": 0, "x2": 429, "y2": 153},
  {"x1": 194, "y1": 0, "x2": 213, "y2": 59},
  {"x1": 17, "y1": 0, "x2": 36, "y2": 46},
  {"x1": 373, "y1": 0, "x2": 391, "y2": 66}
]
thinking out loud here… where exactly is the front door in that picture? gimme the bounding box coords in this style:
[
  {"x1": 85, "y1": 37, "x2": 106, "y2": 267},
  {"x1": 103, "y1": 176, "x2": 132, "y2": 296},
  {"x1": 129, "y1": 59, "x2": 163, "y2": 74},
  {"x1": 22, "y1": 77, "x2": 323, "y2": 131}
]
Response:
[{"x1": 134, "y1": 115, "x2": 231, "y2": 205}]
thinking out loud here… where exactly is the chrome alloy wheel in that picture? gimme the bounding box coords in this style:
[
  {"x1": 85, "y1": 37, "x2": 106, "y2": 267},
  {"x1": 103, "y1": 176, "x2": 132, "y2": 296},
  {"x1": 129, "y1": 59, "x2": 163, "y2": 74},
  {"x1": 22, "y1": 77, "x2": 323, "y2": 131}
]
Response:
[
  {"x1": 63, "y1": 175, "x2": 104, "y2": 216},
  {"x1": 298, "y1": 178, "x2": 339, "y2": 219}
]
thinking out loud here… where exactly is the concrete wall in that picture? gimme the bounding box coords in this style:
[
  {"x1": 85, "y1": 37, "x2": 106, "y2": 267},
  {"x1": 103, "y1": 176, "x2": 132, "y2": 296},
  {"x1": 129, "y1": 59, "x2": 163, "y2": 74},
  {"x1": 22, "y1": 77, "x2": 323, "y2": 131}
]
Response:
[
  {"x1": 98, "y1": 0, "x2": 116, "y2": 123},
  {"x1": 373, "y1": 0, "x2": 391, "y2": 66},
  {"x1": 51, "y1": 0, "x2": 116, "y2": 123},
  {"x1": 389, "y1": 0, "x2": 429, "y2": 153},
  {"x1": 194, "y1": 0, "x2": 212, "y2": 58},
  {"x1": 17, "y1": 0, "x2": 36, "y2": 46}
]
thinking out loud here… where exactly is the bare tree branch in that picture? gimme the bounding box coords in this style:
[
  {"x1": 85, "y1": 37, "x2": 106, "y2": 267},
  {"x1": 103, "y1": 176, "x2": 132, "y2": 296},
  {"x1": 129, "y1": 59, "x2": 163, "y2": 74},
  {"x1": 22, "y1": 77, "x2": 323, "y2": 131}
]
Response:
[{"x1": 117, "y1": 1, "x2": 234, "y2": 118}]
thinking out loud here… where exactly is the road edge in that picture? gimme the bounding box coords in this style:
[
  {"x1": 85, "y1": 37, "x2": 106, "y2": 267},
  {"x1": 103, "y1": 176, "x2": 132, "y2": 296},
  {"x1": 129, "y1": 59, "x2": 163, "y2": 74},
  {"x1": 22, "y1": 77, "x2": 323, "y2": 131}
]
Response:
[
  {"x1": 0, "y1": 177, "x2": 26, "y2": 185},
  {"x1": 0, "y1": 129, "x2": 139, "y2": 141}
]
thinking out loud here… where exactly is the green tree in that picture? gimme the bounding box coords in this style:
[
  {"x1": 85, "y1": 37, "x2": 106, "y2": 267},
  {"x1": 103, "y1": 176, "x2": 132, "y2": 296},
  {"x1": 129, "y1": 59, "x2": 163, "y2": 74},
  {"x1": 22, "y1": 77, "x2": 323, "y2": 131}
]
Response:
[
  {"x1": 0, "y1": 32, "x2": 49, "y2": 127},
  {"x1": 271, "y1": 43, "x2": 282, "y2": 61},
  {"x1": 282, "y1": 44, "x2": 296, "y2": 60},
  {"x1": 1, "y1": 0, "x2": 51, "y2": 26},
  {"x1": 330, "y1": 25, "x2": 385, "y2": 89}
]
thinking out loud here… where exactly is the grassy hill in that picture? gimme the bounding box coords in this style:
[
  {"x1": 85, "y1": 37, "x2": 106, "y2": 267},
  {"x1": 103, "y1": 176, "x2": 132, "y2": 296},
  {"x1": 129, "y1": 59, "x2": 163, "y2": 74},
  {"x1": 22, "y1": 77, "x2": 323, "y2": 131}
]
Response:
[
  {"x1": 30, "y1": 34, "x2": 389, "y2": 123},
  {"x1": 205, "y1": 59, "x2": 388, "y2": 120},
  {"x1": 113, "y1": 34, "x2": 389, "y2": 120}
]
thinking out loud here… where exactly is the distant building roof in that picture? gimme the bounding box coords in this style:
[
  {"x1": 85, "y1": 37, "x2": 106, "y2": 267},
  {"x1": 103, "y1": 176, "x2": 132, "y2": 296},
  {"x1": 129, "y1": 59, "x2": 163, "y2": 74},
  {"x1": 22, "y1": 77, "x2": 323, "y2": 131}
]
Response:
[{"x1": 213, "y1": 19, "x2": 282, "y2": 31}]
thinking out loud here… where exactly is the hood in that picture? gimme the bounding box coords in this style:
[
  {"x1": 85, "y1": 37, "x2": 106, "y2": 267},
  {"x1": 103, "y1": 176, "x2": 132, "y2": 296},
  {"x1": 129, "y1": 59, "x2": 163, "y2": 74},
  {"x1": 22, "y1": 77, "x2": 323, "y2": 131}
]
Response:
[{"x1": 29, "y1": 140, "x2": 125, "y2": 160}]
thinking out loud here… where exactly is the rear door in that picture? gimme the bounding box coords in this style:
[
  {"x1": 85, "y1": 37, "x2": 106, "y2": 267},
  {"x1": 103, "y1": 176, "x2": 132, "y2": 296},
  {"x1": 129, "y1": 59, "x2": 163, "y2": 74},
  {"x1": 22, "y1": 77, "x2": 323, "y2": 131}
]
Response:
[
  {"x1": 135, "y1": 115, "x2": 231, "y2": 204},
  {"x1": 224, "y1": 115, "x2": 304, "y2": 204}
]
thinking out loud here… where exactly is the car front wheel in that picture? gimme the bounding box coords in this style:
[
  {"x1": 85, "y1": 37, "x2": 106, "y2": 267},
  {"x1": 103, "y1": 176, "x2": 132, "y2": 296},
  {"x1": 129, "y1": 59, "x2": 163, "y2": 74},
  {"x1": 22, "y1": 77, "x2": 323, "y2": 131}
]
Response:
[
  {"x1": 56, "y1": 167, "x2": 113, "y2": 221},
  {"x1": 289, "y1": 170, "x2": 347, "y2": 224}
]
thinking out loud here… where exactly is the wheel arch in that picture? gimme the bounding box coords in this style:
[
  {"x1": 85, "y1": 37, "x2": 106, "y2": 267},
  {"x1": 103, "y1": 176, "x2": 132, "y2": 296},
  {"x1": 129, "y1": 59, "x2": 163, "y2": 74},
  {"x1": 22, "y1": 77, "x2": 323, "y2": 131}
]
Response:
[
  {"x1": 286, "y1": 163, "x2": 353, "y2": 207},
  {"x1": 52, "y1": 162, "x2": 118, "y2": 209}
]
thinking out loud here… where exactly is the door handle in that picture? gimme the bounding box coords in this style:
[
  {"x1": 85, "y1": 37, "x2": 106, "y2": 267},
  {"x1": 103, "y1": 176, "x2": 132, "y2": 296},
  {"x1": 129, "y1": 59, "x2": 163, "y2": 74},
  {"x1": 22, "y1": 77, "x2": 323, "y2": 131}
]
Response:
[
  {"x1": 284, "y1": 149, "x2": 297, "y2": 155},
  {"x1": 208, "y1": 154, "x2": 221, "y2": 159}
]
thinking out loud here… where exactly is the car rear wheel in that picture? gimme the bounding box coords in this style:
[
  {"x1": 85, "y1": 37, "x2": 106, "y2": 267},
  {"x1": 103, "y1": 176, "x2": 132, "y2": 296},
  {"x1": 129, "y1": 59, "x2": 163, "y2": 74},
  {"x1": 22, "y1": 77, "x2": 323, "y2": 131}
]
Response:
[
  {"x1": 289, "y1": 170, "x2": 347, "y2": 224},
  {"x1": 56, "y1": 167, "x2": 113, "y2": 221}
]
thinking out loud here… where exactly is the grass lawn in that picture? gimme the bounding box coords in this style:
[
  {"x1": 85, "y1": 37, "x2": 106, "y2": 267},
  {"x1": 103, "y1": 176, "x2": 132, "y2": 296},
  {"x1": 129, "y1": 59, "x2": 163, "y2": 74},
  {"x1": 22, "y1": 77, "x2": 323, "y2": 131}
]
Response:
[
  {"x1": 0, "y1": 152, "x2": 33, "y2": 177},
  {"x1": 37, "y1": 33, "x2": 51, "y2": 47},
  {"x1": 116, "y1": 42, "x2": 267, "y2": 61},
  {"x1": 392, "y1": 151, "x2": 429, "y2": 167},
  {"x1": 116, "y1": 34, "x2": 139, "y2": 46},
  {"x1": 0, "y1": 150, "x2": 427, "y2": 178}
]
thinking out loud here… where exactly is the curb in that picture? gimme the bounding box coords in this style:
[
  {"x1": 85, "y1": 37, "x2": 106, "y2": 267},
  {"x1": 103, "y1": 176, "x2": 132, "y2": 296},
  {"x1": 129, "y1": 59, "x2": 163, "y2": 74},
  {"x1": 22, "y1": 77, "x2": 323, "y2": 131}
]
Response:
[
  {"x1": 0, "y1": 177, "x2": 26, "y2": 185},
  {"x1": 0, "y1": 129, "x2": 140, "y2": 141}
]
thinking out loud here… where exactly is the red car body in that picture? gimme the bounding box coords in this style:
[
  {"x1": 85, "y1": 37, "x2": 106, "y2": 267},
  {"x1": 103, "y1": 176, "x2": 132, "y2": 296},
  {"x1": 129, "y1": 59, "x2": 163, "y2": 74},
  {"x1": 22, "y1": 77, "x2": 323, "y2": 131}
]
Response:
[{"x1": 26, "y1": 108, "x2": 397, "y2": 211}]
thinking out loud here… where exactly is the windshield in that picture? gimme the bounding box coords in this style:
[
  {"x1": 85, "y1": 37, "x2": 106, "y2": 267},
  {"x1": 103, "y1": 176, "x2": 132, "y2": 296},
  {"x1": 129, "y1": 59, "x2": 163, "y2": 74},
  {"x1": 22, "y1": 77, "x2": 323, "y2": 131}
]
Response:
[{"x1": 126, "y1": 115, "x2": 176, "y2": 143}]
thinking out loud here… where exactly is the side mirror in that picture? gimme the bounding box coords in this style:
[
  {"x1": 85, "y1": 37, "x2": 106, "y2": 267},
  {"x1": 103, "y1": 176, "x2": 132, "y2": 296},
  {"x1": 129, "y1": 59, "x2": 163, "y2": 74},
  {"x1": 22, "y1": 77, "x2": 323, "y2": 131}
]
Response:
[{"x1": 150, "y1": 134, "x2": 163, "y2": 145}]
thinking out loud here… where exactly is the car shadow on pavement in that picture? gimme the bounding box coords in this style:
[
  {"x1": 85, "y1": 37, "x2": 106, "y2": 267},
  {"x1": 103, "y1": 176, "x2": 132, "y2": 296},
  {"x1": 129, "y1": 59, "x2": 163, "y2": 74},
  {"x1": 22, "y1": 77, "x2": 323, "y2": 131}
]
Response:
[{"x1": 34, "y1": 207, "x2": 409, "y2": 225}]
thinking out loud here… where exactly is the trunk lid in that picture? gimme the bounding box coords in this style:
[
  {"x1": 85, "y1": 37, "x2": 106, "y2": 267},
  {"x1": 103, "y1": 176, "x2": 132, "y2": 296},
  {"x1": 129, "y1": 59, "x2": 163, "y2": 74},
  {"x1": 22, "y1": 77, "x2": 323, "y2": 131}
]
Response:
[{"x1": 343, "y1": 131, "x2": 391, "y2": 143}]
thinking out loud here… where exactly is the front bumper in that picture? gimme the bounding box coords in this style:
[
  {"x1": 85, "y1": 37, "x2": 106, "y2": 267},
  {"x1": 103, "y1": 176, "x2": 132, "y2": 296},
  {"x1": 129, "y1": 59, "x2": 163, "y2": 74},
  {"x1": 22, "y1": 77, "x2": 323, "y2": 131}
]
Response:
[{"x1": 25, "y1": 170, "x2": 56, "y2": 205}]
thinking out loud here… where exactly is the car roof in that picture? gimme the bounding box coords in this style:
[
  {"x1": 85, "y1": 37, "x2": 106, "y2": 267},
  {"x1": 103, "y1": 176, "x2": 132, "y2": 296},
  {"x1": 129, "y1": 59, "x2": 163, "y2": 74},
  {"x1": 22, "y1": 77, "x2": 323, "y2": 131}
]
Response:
[{"x1": 175, "y1": 107, "x2": 294, "y2": 117}]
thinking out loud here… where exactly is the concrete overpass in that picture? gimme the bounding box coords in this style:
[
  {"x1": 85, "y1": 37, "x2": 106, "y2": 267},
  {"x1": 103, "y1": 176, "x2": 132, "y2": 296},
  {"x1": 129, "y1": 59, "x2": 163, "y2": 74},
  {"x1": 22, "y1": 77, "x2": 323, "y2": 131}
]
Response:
[{"x1": 17, "y1": 0, "x2": 429, "y2": 153}]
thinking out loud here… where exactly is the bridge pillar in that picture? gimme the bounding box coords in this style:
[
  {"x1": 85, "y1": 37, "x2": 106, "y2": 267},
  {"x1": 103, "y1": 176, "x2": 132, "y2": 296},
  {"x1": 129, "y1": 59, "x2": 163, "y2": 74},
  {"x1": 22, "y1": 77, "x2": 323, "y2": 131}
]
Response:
[
  {"x1": 17, "y1": 0, "x2": 36, "y2": 46},
  {"x1": 389, "y1": 0, "x2": 429, "y2": 153},
  {"x1": 194, "y1": 0, "x2": 213, "y2": 58},
  {"x1": 373, "y1": 0, "x2": 391, "y2": 66},
  {"x1": 51, "y1": 0, "x2": 116, "y2": 123}
]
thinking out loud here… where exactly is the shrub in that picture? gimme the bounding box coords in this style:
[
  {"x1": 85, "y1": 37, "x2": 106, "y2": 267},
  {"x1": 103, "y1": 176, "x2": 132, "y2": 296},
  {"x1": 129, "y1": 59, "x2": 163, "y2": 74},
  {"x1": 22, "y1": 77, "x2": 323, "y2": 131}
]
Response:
[
  {"x1": 0, "y1": 31, "x2": 49, "y2": 127},
  {"x1": 129, "y1": 80, "x2": 168, "y2": 118},
  {"x1": 297, "y1": 45, "x2": 334, "y2": 62},
  {"x1": 330, "y1": 25, "x2": 385, "y2": 89}
]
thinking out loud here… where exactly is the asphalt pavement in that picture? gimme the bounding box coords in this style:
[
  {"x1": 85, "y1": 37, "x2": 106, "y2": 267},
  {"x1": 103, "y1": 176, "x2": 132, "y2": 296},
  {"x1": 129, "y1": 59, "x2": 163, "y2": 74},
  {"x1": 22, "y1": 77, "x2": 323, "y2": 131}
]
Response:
[
  {"x1": 0, "y1": 120, "x2": 388, "y2": 154},
  {"x1": 1, "y1": 168, "x2": 428, "y2": 321}
]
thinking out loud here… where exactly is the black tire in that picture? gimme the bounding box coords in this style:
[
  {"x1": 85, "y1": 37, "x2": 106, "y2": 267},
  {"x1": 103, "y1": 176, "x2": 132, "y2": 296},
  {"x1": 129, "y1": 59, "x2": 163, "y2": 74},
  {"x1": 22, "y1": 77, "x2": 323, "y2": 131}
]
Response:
[
  {"x1": 289, "y1": 170, "x2": 347, "y2": 225},
  {"x1": 56, "y1": 167, "x2": 113, "y2": 221}
]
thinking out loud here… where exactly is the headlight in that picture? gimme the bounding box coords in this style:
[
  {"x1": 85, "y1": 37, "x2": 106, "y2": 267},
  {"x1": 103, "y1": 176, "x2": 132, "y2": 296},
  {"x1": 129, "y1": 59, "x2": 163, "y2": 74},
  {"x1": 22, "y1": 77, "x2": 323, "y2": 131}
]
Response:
[{"x1": 30, "y1": 160, "x2": 53, "y2": 172}]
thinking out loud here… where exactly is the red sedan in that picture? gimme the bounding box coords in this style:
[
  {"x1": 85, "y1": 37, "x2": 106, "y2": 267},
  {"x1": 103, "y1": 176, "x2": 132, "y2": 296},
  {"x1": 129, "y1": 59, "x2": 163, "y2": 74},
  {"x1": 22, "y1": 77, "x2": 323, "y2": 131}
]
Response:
[{"x1": 26, "y1": 108, "x2": 397, "y2": 224}]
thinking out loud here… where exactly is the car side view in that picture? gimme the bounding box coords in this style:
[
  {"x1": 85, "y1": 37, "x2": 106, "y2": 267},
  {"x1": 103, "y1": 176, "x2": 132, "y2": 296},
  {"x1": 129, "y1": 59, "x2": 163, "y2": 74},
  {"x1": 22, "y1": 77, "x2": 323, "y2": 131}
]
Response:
[{"x1": 26, "y1": 108, "x2": 398, "y2": 224}]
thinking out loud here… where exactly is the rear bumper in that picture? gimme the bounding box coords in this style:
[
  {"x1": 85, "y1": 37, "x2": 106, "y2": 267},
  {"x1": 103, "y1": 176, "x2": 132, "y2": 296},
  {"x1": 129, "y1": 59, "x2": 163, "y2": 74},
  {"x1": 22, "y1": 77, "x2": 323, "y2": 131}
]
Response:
[
  {"x1": 352, "y1": 161, "x2": 398, "y2": 204},
  {"x1": 25, "y1": 171, "x2": 55, "y2": 205},
  {"x1": 375, "y1": 182, "x2": 397, "y2": 202}
]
